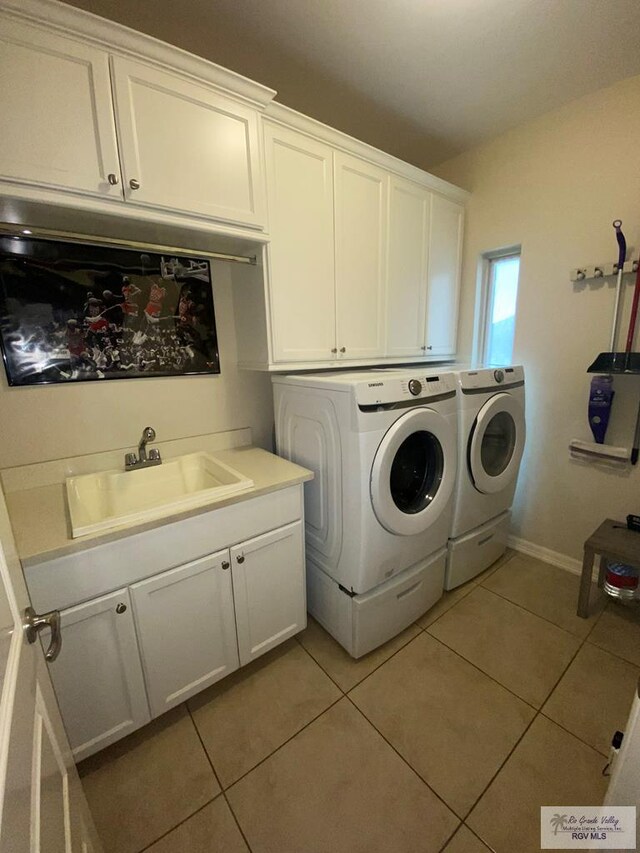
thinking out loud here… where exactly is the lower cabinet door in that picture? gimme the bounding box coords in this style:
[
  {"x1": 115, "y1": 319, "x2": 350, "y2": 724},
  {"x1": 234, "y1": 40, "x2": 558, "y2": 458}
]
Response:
[
  {"x1": 231, "y1": 521, "x2": 306, "y2": 666},
  {"x1": 48, "y1": 588, "x2": 150, "y2": 762},
  {"x1": 131, "y1": 550, "x2": 240, "y2": 718}
]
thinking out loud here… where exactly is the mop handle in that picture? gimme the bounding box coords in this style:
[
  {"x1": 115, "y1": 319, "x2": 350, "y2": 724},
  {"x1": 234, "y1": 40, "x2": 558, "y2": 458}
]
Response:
[
  {"x1": 625, "y1": 255, "x2": 640, "y2": 353},
  {"x1": 611, "y1": 220, "x2": 626, "y2": 351}
]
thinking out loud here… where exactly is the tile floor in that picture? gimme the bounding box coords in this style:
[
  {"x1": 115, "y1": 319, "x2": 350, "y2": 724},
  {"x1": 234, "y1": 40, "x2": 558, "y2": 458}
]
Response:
[{"x1": 78, "y1": 551, "x2": 640, "y2": 853}]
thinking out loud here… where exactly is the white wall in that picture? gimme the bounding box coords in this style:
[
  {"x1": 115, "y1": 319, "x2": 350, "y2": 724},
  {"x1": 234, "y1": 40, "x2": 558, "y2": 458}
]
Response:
[
  {"x1": 0, "y1": 260, "x2": 275, "y2": 468},
  {"x1": 434, "y1": 74, "x2": 640, "y2": 563}
]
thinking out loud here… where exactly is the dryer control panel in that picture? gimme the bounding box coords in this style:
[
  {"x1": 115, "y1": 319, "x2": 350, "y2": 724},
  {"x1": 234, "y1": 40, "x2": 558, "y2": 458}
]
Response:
[
  {"x1": 354, "y1": 372, "x2": 456, "y2": 406},
  {"x1": 458, "y1": 365, "x2": 524, "y2": 391}
]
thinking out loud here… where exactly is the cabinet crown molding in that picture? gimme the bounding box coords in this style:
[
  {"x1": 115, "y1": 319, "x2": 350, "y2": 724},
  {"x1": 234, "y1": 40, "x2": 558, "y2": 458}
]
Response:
[{"x1": 0, "y1": 0, "x2": 277, "y2": 109}]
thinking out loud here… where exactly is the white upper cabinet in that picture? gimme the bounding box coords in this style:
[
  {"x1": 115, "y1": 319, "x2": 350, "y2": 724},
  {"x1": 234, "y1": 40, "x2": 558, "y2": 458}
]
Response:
[
  {"x1": 425, "y1": 194, "x2": 464, "y2": 356},
  {"x1": 264, "y1": 122, "x2": 337, "y2": 362},
  {"x1": 110, "y1": 57, "x2": 265, "y2": 227},
  {"x1": 386, "y1": 177, "x2": 431, "y2": 357},
  {"x1": 334, "y1": 153, "x2": 388, "y2": 360},
  {"x1": 0, "y1": 20, "x2": 121, "y2": 199}
]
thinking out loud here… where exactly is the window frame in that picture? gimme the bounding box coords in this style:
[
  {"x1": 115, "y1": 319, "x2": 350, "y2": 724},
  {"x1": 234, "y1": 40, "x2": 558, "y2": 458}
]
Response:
[{"x1": 475, "y1": 247, "x2": 521, "y2": 366}]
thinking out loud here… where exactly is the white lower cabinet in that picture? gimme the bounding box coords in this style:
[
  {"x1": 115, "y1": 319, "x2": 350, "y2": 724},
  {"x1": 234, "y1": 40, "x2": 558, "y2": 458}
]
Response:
[
  {"x1": 231, "y1": 521, "x2": 306, "y2": 665},
  {"x1": 48, "y1": 589, "x2": 150, "y2": 762},
  {"x1": 131, "y1": 549, "x2": 239, "y2": 717},
  {"x1": 34, "y1": 491, "x2": 308, "y2": 761}
]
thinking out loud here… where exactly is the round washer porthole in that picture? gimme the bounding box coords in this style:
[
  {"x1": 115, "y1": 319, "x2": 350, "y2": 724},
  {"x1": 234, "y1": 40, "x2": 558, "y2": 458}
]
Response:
[
  {"x1": 370, "y1": 408, "x2": 456, "y2": 536},
  {"x1": 468, "y1": 393, "x2": 525, "y2": 494}
]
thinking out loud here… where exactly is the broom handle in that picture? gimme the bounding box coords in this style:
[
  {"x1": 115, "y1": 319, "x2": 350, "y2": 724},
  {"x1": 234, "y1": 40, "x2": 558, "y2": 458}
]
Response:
[{"x1": 625, "y1": 259, "x2": 640, "y2": 353}]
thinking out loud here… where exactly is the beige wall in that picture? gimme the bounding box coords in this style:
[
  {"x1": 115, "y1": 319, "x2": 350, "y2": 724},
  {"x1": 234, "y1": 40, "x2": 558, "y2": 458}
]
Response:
[
  {"x1": 435, "y1": 74, "x2": 640, "y2": 563},
  {"x1": 0, "y1": 261, "x2": 275, "y2": 468}
]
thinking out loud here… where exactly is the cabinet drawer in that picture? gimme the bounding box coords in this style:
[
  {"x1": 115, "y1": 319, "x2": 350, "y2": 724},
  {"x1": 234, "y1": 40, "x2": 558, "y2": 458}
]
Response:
[{"x1": 26, "y1": 485, "x2": 303, "y2": 612}]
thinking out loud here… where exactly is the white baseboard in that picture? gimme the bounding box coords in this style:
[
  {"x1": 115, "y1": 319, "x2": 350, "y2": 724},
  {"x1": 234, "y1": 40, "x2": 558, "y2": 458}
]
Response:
[{"x1": 507, "y1": 535, "x2": 583, "y2": 576}]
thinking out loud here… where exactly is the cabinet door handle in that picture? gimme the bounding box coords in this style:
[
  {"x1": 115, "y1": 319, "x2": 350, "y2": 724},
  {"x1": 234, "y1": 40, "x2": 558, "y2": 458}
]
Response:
[
  {"x1": 23, "y1": 606, "x2": 62, "y2": 662},
  {"x1": 331, "y1": 348, "x2": 337, "y2": 354},
  {"x1": 221, "y1": 560, "x2": 230, "y2": 570},
  {"x1": 115, "y1": 602, "x2": 127, "y2": 614},
  {"x1": 339, "y1": 347, "x2": 346, "y2": 353},
  {"x1": 129, "y1": 178, "x2": 141, "y2": 190},
  {"x1": 236, "y1": 554, "x2": 245, "y2": 564},
  {"x1": 107, "y1": 173, "x2": 119, "y2": 186},
  {"x1": 424, "y1": 345, "x2": 433, "y2": 351}
]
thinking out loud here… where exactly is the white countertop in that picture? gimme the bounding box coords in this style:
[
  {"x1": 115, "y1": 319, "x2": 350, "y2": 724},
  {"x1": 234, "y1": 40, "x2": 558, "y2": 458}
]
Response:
[{"x1": 6, "y1": 446, "x2": 313, "y2": 566}]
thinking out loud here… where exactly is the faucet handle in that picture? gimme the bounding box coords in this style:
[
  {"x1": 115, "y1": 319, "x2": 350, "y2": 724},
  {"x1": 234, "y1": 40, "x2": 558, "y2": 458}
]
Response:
[
  {"x1": 125, "y1": 452, "x2": 137, "y2": 468},
  {"x1": 148, "y1": 448, "x2": 161, "y2": 462}
]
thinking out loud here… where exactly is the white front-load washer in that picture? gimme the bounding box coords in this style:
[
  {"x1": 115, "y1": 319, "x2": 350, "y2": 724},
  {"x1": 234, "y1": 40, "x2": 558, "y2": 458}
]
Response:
[
  {"x1": 273, "y1": 369, "x2": 458, "y2": 657},
  {"x1": 446, "y1": 365, "x2": 526, "y2": 590}
]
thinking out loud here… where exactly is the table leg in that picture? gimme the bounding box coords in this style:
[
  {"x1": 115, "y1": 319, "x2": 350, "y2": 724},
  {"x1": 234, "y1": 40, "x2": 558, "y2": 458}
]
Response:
[
  {"x1": 598, "y1": 555, "x2": 607, "y2": 589},
  {"x1": 578, "y1": 547, "x2": 595, "y2": 618}
]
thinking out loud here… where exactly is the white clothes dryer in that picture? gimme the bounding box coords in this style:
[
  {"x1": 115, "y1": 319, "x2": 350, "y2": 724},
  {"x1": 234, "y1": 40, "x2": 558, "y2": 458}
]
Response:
[
  {"x1": 273, "y1": 369, "x2": 458, "y2": 657},
  {"x1": 446, "y1": 365, "x2": 526, "y2": 590}
]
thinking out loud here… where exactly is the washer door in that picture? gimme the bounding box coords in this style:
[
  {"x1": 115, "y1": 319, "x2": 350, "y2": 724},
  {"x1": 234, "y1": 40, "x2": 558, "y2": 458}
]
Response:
[
  {"x1": 370, "y1": 408, "x2": 456, "y2": 536},
  {"x1": 468, "y1": 392, "x2": 525, "y2": 495}
]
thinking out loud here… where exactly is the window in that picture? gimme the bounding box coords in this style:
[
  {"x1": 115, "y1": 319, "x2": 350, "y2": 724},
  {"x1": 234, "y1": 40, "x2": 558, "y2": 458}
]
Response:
[{"x1": 481, "y1": 251, "x2": 520, "y2": 365}]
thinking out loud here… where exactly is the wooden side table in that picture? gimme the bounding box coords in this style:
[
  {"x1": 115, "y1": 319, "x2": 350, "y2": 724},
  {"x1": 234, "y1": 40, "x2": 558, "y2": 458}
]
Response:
[{"x1": 577, "y1": 519, "x2": 640, "y2": 617}]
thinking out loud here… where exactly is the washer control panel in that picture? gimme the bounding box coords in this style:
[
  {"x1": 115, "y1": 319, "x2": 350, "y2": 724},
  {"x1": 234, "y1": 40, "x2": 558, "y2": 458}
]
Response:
[{"x1": 354, "y1": 371, "x2": 456, "y2": 406}]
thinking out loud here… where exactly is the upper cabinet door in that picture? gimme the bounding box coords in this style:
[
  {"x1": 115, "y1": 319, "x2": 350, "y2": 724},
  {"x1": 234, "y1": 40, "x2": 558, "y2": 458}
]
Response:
[
  {"x1": 334, "y1": 153, "x2": 388, "y2": 360},
  {"x1": 110, "y1": 56, "x2": 265, "y2": 227},
  {"x1": 386, "y1": 177, "x2": 430, "y2": 357},
  {"x1": 0, "y1": 19, "x2": 122, "y2": 199},
  {"x1": 264, "y1": 123, "x2": 337, "y2": 362},
  {"x1": 425, "y1": 194, "x2": 464, "y2": 356}
]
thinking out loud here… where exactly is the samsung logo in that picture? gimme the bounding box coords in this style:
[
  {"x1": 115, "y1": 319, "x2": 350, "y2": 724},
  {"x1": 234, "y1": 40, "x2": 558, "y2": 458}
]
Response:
[{"x1": 368, "y1": 382, "x2": 384, "y2": 387}]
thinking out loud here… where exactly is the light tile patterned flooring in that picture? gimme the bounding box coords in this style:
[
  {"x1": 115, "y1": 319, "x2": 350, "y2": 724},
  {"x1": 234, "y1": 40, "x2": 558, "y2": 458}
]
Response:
[{"x1": 78, "y1": 551, "x2": 640, "y2": 853}]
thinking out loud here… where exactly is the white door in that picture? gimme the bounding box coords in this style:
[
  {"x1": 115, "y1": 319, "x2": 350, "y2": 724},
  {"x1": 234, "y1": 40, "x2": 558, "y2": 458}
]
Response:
[
  {"x1": 334, "y1": 152, "x2": 388, "y2": 360},
  {"x1": 263, "y1": 122, "x2": 337, "y2": 362},
  {"x1": 386, "y1": 177, "x2": 431, "y2": 357},
  {"x1": 231, "y1": 522, "x2": 306, "y2": 666},
  {"x1": 370, "y1": 408, "x2": 456, "y2": 536},
  {"x1": 110, "y1": 56, "x2": 264, "y2": 227},
  {"x1": 48, "y1": 590, "x2": 150, "y2": 762},
  {"x1": 468, "y1": 393, "x2": 526, "y2": 494},
  {"x1": 131, "y1": 550, "x2": 239, "y2": 718},
  {"x1": 425, "y1": 194, "x2": 464, "y2": 356},
  {"x1": 0, "y1": 487, "x2": 102, "y2": 850},
  {"x1": 0, "y1": 17, "x2": 122, "y2": 199}
]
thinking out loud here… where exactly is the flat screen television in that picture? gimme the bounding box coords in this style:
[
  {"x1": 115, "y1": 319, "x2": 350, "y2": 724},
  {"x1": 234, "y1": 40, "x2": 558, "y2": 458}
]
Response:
[{"x1": 0, "y1": 235, "x2": 220, "y2": 386}]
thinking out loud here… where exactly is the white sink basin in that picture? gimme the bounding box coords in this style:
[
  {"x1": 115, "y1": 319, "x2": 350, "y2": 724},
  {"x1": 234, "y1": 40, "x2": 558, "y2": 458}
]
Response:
[{"x1": 66, "y1": 452, "x2": 254, "y2": 538}]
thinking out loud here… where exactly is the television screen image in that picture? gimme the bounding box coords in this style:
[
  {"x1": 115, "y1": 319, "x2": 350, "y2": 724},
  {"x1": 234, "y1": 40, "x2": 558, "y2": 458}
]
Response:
[{"x1": 0, "y1": 236, "x2": 220, "y2": 386}]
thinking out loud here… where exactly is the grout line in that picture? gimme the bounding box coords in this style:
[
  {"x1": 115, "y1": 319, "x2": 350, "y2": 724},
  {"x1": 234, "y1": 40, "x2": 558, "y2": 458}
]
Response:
[
  {"x1": 538, "y1": 709, "x2": 609, "y2": 760},
  {"x1": 464, "y1": 822, "x2": 498, "y2": 852},
  {"x1": 296, "y1": 621, "x2": 422, "y2": 694},
  {"x1": 184, "y1": 703, "x2": 254, "y2": 852},
  {"x1": 344, "y1": 694, "x2": 466, "y2": 822},
  {"x1": 138, "y1": 795, "x2": 219, "y2": 852},
  {"x1": 220, "y1": 694, "x2": 345, "y2": 792}
]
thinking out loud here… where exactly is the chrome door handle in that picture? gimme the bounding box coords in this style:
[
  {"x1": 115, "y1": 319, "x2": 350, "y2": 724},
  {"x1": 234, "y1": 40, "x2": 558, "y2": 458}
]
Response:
[
  {"x1": 129, "y1": 178, "x2": 140, "y2": 190},
  {"x1": 221, "y1": 560, "x2": 230, "y2": 570},
  {"x1": 23, "y1": 606, "x2": 62, "y2": 662},
  {"x1": 107, "y1": 173, "x2": 119, "y2": 185},
  {"x1": 236, "y1": 554, "x2": 245, "y2": 564}
]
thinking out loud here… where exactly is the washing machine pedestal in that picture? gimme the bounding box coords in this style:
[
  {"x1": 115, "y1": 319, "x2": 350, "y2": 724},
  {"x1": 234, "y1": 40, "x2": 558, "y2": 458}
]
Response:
[
  {"x1": 445, "y1": 510, "x2": 511, "y2": 590},
  {"x1": 306, "y1": 548, "x2": 446, "y2": 658}
]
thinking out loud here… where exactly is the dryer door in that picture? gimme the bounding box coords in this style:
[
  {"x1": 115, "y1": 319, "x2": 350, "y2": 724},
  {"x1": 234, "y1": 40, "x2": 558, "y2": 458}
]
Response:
[
  {"x1": 468, "y1": 392, "x2": 525, "y2": 495},
  {"x1": 370, "y1": 408, "x2": 456, "y2": 536}
]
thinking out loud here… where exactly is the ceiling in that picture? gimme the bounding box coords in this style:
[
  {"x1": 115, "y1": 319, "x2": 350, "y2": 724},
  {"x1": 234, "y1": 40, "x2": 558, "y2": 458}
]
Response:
[{"x1": 65, "y1": 0, "x2": 640, "y2": 171}]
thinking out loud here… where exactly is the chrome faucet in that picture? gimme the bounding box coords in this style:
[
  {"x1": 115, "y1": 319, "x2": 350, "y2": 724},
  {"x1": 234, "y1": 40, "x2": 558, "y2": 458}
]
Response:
[{"x1": 125, "y1": 426, "x2": 162, "y2": 471}]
